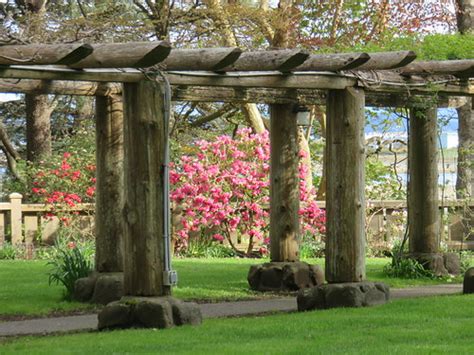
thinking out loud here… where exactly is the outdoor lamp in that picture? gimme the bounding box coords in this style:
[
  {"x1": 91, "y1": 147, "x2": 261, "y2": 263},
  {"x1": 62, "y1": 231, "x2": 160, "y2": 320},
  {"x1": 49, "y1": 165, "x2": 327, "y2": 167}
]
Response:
[{"x1": 294, "y1": 104, "x2": 311, "y2": 128}]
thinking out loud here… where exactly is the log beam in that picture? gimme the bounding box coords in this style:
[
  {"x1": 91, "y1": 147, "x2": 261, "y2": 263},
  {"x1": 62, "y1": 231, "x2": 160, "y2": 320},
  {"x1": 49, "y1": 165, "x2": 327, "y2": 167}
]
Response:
[
  {"x1": 0, "y1": 79, "x2": 468, "y2": 108},
  {"x1": 356, "y1": 50, "x2": 417, "y2": 70},
  {"x1": 0, "y1": 79, "x2": 121, "y2": 96},
  {"x1": 71, "y1": 42, "x2": 171, "y2": 68},
  {"x1": 221, "y1": 49, "x2": 308, "y2": 72},
  {"x1": 408, "y1": 105, "x2": 440, "y2": 254},
  {"x1": 325, "y1": 88, "x2": 366, "y2": 283},
  {"x1": 161, "y1": 48, "x2": 241, "y2": 71},
  {"x1": 400, "y1": 60, "x2": 474, "y2": 78},
  {"x1": 1, "y1": 66, "x2": 472, "y2": 97},
  {"x1": 270, "y1": 104, "x2": 300, "y2": 262},
  {"x1": 122, "y1": 80, "x2": 170, "y2": 296},
  {"x1": 295, "y1": 53, "x2": 370, "y2": 71},
  {"x1": 0, "y1": 43, "x2": 93, "y2": 66},
  {"x1": 95, "y1": 94, "x2": 124, "y2": 272}
]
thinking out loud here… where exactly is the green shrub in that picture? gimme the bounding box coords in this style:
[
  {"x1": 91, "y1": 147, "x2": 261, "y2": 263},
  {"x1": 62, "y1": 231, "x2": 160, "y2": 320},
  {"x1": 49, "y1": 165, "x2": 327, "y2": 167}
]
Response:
[
  {"x1": 384, "y1": 257, "x2": 433, "y2": 279},
  {"x1": 47, "y1": 240, "x2": 94, "y2": 300},
  {"x1": 0, "y1": 242, "x2": 17, "y2": 260},
  {"x1": 179, "y1": 236, "x2": 236, "y2": 258},
  {"x1": 300, "y1": 235, "x2": 325, "y2": 259}
]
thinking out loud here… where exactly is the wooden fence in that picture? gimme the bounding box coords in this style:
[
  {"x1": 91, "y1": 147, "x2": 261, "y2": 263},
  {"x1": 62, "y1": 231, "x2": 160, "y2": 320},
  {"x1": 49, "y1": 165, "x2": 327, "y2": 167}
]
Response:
[{"x1": 0, "y1": 193, "x2": 472, "y2": 255}]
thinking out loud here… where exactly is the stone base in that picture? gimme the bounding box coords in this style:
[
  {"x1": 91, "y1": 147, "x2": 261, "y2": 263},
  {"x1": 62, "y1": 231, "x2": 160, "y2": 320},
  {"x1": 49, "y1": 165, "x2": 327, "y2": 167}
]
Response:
[
  {"x1": 98, "y1": 296, "x2": 202, "y2": 330},
  {"x1": 248, "y1": 261, "x2": 324, "y2": 292},
  {"x1": 463, "y1": 267, "x2": 474, "y2": 294},
  {"x1": 408, "y1": 253, "x2": 460, "y2": 276},
  {"x1": 73, "y1": 272, "x2": 124, "y2": 305},
  {"x1": 297, "y1": 282, "x2": 390, "y2": 311}
]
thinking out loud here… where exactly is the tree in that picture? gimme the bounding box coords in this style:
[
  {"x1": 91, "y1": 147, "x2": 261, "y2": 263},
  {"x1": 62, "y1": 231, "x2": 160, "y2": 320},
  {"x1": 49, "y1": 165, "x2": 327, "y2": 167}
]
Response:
[{"x1": 455, "y1": 0, "x2": 474, "y2": 199}]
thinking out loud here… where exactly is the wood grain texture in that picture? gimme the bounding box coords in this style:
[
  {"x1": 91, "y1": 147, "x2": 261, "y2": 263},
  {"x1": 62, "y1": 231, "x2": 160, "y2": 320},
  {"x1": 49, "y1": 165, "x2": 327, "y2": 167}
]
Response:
[
  {"x1": 408, "y1": 105, "x2": 440, "y2": 254},
  {"x1": 95, "y1": 94, "x2": 124, "y2": 272},
  {"x1": 269, "y1": 104, "x2": 300, "y2": 262},
  {"x1": 325, "y1": 88, "x2": 366, "y2": 283},
  {"x1": 122, "y1": 80, "x2": 170, "y2": 296}
]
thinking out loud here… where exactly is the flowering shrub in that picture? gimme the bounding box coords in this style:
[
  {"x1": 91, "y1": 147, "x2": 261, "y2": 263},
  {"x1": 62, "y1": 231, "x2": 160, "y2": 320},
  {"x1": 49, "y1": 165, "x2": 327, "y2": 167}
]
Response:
[
  {"x1": 25, "y1": 151, "x2": 96, "y2": 225},
  {"x1": 20, "y1": 128, "x2": 325, "y2": 258},
  {"x1": 171, "y1": 128, "x2": 325, "y2": 256}
]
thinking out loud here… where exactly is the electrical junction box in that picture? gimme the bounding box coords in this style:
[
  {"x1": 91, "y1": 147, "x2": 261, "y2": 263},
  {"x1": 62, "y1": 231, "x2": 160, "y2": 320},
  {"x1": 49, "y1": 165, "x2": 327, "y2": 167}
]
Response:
[{"x1": 163, "y1": 270, "x2": 178, "y2": 286}]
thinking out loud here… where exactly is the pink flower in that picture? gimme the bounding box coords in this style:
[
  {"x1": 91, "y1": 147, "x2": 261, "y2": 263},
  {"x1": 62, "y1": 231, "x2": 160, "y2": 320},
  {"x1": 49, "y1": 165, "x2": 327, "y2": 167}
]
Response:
[{"x1": 212, "y1": 234, "x2": 225, "y2": 242}]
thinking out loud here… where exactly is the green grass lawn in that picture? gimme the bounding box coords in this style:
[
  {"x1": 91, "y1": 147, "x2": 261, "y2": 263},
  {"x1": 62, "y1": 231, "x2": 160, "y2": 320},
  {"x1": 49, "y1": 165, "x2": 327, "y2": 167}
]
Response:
[
  {"x1": 1, "y1": 295, "x2": 473, "y2": 354},
  {"x1": 0, "y1": 258, "x2": 468, "y2": 318}
]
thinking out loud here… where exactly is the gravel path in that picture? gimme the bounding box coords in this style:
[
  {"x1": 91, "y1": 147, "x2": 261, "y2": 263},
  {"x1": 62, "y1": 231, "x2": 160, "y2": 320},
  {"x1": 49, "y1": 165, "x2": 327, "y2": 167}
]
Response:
[{"x1": 0, "y1": 284, "x2": 463, "y2": 338}]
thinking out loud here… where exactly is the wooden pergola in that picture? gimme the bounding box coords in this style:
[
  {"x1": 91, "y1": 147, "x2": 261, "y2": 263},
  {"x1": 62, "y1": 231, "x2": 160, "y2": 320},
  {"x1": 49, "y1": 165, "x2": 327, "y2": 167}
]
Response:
[{"x1": 0, "y1": 42, "x2": 473, "y2": 296}]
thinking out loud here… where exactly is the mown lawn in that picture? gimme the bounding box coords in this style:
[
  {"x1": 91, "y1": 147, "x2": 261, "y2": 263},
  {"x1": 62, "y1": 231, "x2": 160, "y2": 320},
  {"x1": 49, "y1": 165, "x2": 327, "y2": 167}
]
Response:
[
  {"x1": 1, "y1": 295, "x2": 473, "y2": 354},
  {"x1": 0, "y1": 257, "x2": 468, "y2": 318}
]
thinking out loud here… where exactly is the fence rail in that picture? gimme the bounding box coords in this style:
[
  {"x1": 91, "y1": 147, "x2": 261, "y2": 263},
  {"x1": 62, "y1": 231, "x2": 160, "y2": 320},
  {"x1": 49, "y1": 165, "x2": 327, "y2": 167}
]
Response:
[{"x1": 0, "y1": 193, "x2": 472, "y2": 256}]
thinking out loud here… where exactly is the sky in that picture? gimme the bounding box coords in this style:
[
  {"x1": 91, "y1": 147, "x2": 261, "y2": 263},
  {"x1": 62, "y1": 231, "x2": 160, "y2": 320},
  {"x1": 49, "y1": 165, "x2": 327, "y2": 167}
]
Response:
[{"x1": 0, "y1": 93, "x2": 20, "y2": 102}]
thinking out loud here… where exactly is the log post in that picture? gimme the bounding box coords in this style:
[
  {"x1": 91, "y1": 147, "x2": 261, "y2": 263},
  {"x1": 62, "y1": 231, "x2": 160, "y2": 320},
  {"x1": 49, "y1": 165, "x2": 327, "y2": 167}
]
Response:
[
  {"x1": 95, "y1": 94, "x2": 124, "y2": 272},
  {"x1": 270, "y1": 104, "x2": 300, "y2": 262},
  {"x1": 408, "y1": 105, "x2": 440, "y2": 254},
  {"x1": 325, "y1": 88, "x2": 366, "y2": 283},
  {"x1": 122, "y1": 80, "x2": 170, "y2": 296}
]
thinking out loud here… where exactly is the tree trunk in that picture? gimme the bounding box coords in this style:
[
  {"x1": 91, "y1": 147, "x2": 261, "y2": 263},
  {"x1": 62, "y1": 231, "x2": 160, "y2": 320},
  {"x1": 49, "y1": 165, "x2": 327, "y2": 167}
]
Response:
[
  {"x1": 456, "y1": 0, "x2": 474, "y2": 34},
  {"x1": 456, "y1": 99, "x2": 474, "y2": 198},
  {"x1": 408, "y1": 106, "x2": 440, "y2": 254},
  {"x1": 325, "y1": 88, "x2": 366, "y2": 283},
  {"x1": 25, "y1": 94, "x2": 52, "y2": 161},
  {"x1": 203, "y1": 0, "x2": 266, "y2": 133},
  {"x1": 122, "y1": 80, "x2": 170, "y2": 296},
  {"x1": 95, "y1": 95, "x2": 124, "y2": 273},
  {"x1": 24, "y1": 0, "x2": 53, "y2": 163},
  {"x1": 270, "y1": 104, "x2": 300, "y2": 262}
]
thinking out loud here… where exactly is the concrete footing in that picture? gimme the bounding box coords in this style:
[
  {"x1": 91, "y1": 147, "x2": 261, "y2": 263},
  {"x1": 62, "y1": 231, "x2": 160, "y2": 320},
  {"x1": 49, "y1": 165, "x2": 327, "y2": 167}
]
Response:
[
  {"x1": 297, "y1": 282, "x2": 390, "y2": 311},
  {"x1": 98, "y1": 296, "x2": 202, "y2": 330},
  {"x1": 247, "y1": 261, "x2": 324, "y2": 292}
]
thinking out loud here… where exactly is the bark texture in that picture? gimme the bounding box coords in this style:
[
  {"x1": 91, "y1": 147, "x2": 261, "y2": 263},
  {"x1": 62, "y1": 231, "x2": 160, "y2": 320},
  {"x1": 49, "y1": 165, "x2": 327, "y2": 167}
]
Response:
[
  {"x1": 25, "y1": 94, "x2": 53, "y2": 161},
  {"x1": 408, "y1": 106, "x2": 440, "y2": 254},
  {"x1": 325, "y1": 88, "x2": 366, "y2": 283},
  {"x1": 95, "y1": 95, "x2": 124, "y2": 273},
  {"x1": 122, "y1": 80, "x2": 170, "y2": 296},
  {"x1": 270, "y1": 104, "x2": 300, "y2": 262}
]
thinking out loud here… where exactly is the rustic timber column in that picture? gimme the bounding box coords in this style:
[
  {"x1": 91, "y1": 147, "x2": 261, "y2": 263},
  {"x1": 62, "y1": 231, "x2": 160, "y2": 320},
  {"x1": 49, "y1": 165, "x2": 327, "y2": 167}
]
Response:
[
  {"x1": 95, "y1": 94, "x2": 124, "y2": 272},
  {"x1": 122, "y1": 80, "x2": 170, "y2": 296},
  {"x1": 248, "y1": 103, "x2": 325, "y2": 293},
  {"x1": 270, "y1": 104, "x2": 300, "y2": 262},
  {"x1": 408, "y1": 105, "x2": 440, "y2": 254},
  {"x1": 325, "y1": 88, "x2": 366, "y2": 283}
]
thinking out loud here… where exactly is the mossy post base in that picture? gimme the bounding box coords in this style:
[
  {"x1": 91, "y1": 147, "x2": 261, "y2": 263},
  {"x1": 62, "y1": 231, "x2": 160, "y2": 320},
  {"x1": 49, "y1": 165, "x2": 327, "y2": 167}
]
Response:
[
  {"x1": 98, "y1": 296, "x2": 202, "y2": 330},
  {"x1": 73, "y1": 272, "x2": 124, "y2": 305},
  {"x1": 247, "y1": 261, "x2": 324, "y2": 292},
  {"x1": 297, "y1": 282, "x2": 390, "y2": 311}
]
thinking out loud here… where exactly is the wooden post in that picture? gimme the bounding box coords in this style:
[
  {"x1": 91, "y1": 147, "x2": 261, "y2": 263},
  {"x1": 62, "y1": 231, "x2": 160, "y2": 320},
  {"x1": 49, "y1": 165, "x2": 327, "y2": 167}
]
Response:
[
  {"x1": 408, "y1": 105, "x2": 440, "y2": 253},
  {"x1": 9, "y1": 193, "x2": 23, "y2": 246},
  {"x1": 325, "y1": 88, "x2": 366, "y2": 283},
  {"x1": 269, "y1": 104, "x2": 300, "y2": 262},
  {"x1": 122, "y1": 80, "x2": 170, "y2": 296},
  {"x1": 95, "y1": 94, "x2": 124, "y2": 272}
]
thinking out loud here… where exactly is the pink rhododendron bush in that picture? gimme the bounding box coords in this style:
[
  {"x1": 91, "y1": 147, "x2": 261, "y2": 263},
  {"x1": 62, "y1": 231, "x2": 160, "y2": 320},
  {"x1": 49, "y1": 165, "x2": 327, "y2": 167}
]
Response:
[
  {"x1": 170, "y1": 128, "x2": 325, "y2": 257},
  {"x1": 16, "y1": 128, "x2": 325, "y2": 257}
]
